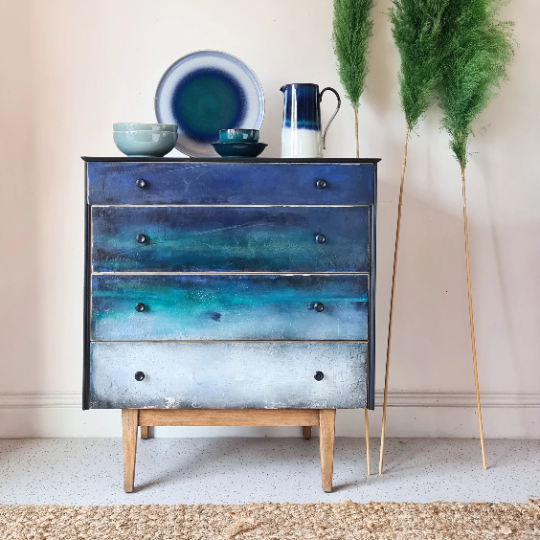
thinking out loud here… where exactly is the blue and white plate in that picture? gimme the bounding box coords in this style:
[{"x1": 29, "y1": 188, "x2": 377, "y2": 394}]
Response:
[{"x1": 155, "y1": 50, "x2": 265, "y2": 157}]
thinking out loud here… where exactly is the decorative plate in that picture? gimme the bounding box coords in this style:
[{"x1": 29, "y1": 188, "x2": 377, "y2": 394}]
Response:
[{"x1": 155, "y1": 50, "x2": 265, "y2": 157}]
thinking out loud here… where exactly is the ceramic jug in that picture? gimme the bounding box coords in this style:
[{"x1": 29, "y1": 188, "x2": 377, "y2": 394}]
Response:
[{"x1": 280, "y1": 83, "x2": 341, "y2": 158}]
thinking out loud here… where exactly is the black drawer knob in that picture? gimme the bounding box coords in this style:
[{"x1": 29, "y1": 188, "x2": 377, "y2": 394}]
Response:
[
  {"x1": 314, "y1": 371, "x2": 324, "y2": 381},
  {"x1": 136, "y1": 234, "x2": 147, "y2": 244},
  {"x1": 316, "y1": 179, "x2": 327, "y2": 189},
  {"x1": 134, "y1": 371, "x2": 145, "y2": 381},
  {"x1": 136, "y1": 178, "x2": 147, "y2": 189},
  {"x1": 314, "y1": 302, "x2": 325, "y2": 312},
  {"x1": 135, "y1": 303, "x2": 146, "y2": 312},
  {"x1": 315, "y1": 234, "x2": 326, "y2": 244}
]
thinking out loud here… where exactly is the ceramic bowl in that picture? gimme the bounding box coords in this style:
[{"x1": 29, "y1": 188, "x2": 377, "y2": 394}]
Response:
[
  {"x1": 219, "y1": 129, "x2": 260, "y2": 143},
  {"x1": 113, "y1": 122, "x2": 178, "y2": 132},
  {"x1": 212, "y1": 142, "x2": 267, "y2": 158},
  {"x1": 113, "y1": 130, "x2": 178, "y2": 157}
]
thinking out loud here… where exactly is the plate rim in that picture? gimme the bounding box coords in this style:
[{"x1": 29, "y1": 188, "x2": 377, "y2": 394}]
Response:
[{"x1": 154, "y1": 49, "x2": 265, "y2": 157}]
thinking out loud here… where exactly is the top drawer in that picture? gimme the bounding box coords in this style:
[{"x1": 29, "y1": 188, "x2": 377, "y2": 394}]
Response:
[{"x1": 87, "y1": 162, "x2": 375, "y2": 205}]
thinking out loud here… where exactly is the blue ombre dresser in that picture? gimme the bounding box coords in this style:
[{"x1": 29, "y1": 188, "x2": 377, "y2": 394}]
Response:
[{"x1": 83, "y1": 157, "x2": 379, "y2": 492}]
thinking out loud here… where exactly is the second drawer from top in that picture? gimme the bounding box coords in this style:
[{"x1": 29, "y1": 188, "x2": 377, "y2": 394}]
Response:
[{"x1": 92, "y1": 206, "x2": 370, "y2": 273}]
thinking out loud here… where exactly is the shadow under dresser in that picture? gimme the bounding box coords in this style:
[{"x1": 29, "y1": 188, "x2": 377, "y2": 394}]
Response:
[{"x1": 82, "y1": 157, "x2": 379, "y2": 492}]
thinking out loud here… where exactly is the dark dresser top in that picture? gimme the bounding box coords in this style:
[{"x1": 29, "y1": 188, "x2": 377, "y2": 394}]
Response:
[{"x1": 82, "y1": 157, "x2": 381, "y2": 164}]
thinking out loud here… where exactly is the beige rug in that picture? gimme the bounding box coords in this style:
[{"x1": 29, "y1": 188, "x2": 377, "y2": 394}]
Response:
[{"x1": 1, "y1": 500, "x2": 539, "y2": 539}]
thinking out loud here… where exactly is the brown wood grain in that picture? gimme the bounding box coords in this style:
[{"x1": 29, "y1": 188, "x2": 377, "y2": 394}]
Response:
[
  {"x1": 302, "y1": 426, "x2": 312, "y2": 439},
  {"x1": 319, "y1": 409, "x2": 336, "y2": 493},
  {"x1": 138, "y1": 409, "x2": 319, "y2": 427},
  {"x1": 140, "y1": 426, "x2": 152, "y2": 439},
  {"x1": 122, "y1": 409, "x2": 138, "y2": 493}
]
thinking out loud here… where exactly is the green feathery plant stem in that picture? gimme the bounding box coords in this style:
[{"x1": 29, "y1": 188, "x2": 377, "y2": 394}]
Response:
[
  {"x1": 332, "y1": 0, "x2": 374, "y2": 157},
  {"x1": 379, "y1": 0, "x2": 449, "y2": 476},
  {"x1": 438, "y1": 0, "x2": 514, "y2": 168},
  {"x1": 390, "y1": 0, "x2": 449, "y2": 130},
  {"x1": 435, "y1": 0, "x2": 514, "y2": 472}
]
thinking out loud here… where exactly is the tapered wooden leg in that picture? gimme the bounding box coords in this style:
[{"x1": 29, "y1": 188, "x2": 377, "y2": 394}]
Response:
[
  {"x1": 302, "y1": 426, "x2": 312, "y2": 439},
  {"x1": 122, "y1": 409, "x2": 139, "y2": 493},
  {"x1": 319, "y1": 409, "x2": 336, "y2": 493},
  {"x1": 140, "y1": 426, "x2": 153, "y2": 439}
]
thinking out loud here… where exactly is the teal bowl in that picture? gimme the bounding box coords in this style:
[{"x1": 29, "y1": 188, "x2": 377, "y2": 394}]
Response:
[
  {"x1": 219, "y1": 129, "x2": 259, "y2": 143},
  {"x1": 212, "y1": 142, "x2": 267, "y2": 158},
  {"x1": 113, "y1": 130, "x2": 178, "y2": 157},
  {"x1": 114, "y1": 122, "x2": 178, "y2": 132}
]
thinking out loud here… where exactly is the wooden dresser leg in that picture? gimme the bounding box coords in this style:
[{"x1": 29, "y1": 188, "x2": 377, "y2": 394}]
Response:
[
  {"x1": 319, "y1": 409, "x2": 336, "y2": 493},
  {"x1": 302, "y1": 426, "x2": 312, "y2": 439},
  {"x1": 122, "y1": 409, "x2": 139, "y2": 493},
  {"x1": 140, "y1": 426, "x2": 153, "y2": 439}
]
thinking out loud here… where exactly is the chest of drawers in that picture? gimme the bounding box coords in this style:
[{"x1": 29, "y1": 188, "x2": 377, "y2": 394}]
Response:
[{"x1": 83, "y1": 157, "x2": 378, "y2": 492}]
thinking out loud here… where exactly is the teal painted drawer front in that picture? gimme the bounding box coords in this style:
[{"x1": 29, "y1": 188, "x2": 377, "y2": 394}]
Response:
[
  {"x1": 89, "y1": 342, "x2": 368, "y2": 409},
  {"x1": 91, "y1": 274, "x2": 369, "y2": 341},
  {"x1": 92, "y1": 206, "x2": 370, "y2": 273},
  {"x1": 87, "y1": 162, "x2": 375, "y2": 205}
]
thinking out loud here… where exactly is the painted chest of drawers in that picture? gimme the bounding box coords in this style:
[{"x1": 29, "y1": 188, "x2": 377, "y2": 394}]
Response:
[{"x1": 83, "y1": 157, "x2": 378, "y2": 492}]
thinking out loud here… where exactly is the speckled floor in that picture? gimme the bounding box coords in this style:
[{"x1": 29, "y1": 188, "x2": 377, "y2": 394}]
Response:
[{"x1": 0, "y1": 438, "x2": 538, "y2": 505}]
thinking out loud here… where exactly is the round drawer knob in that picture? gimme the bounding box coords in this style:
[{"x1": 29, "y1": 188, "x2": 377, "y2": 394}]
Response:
[
  {"x1": 316, "y1": 179, "x2": 327, "y2": 189},
  {"x1": 134, "y1": 371, "x2": 145, "y2": 382},
  {"x1": 135, "y1": 303, "x2": 146, "y2": 312},
  {"x1": 315, "y1": 234, "x2": 326, "y2": 244},
  {"x1": 314, "y1": 302, "x2": 325, "y2": 312},
  {"x1": 136, "y1": 178, "x2": 147, "y2": 189},
  {"x1": 314, "y1": 371, "x2": 324, "y2": 381},
  {"x1": 136, "y1": 234, "x2": 147, "y2": 244}
]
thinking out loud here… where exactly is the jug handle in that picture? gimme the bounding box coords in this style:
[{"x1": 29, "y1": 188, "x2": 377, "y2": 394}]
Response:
[{"x1": 320, "y1": 87, "x2": 341, "y2": 150}]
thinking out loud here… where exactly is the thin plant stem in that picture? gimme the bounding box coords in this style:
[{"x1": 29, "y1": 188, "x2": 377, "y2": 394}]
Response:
[
  {"x1": 379, "y1": 124, "x2": 410, "y2": 475},
  {"x1": 460, "y1": 165, "x2": 487, "y2": 470},
  {"x1": 355, "y1": 107, "x2": 359, "y2": 158}
]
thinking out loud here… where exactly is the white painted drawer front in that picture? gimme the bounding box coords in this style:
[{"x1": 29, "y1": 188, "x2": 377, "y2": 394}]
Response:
[{"x1": 89, "y1": 342, "x2": 368, "y2": 410}]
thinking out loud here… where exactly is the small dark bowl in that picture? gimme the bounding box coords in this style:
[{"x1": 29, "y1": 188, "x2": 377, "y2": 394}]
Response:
[
  {"x1": 212, "y1": 142, "x2": 267, "y2": 158},
  {"x1": 219, "y1": 129, "x2": 260, "y2": 143}
]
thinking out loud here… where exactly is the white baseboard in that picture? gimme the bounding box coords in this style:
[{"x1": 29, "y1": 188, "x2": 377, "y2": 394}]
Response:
[{"x1": 0, "y1": 391, "x2": 539, "y2": 438}]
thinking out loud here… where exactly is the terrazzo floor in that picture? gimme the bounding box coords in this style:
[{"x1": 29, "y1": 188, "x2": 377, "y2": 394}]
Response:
[{"x1": 0, "y1": 438, "x2": 538, "y2": 505}]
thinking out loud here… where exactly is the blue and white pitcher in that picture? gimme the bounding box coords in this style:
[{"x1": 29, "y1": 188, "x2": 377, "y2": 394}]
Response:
[{"x1": 280, "y1": 83, "x2": 341, "y2": 158}]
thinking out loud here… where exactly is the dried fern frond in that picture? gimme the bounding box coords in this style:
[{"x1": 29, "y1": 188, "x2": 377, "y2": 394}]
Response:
[
  {"x1": 333, "y1": 0, "x2": 374, "y2": 111},
  {"x1": 439, "y1": 0, "x2": 515, "y2": 167},
  {"x1": 390, "y1": 0, "x2": 449, "y2": 130}
]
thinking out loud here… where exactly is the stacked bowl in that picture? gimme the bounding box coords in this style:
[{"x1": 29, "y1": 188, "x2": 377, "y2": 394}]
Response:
[
  {"x1": 113, "y1": 123, "x2": 178, "y2": 157},
  {"x1": 212, "y1": 129, "x2": 267, "y2": 158}
]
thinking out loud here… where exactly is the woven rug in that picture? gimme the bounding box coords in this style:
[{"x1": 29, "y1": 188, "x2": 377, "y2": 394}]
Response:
[{"x1": 1, "y1": 500, "x2": 539, "y2": 539}]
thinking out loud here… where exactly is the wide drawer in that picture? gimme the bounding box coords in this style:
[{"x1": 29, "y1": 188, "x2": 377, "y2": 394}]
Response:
[
  {"x1": 91, "y1": 274, "x2": 369, "y2": 341},
  {"x1": 92, "y1": 206, "x2": 370, "y2": 273},
  {"x1": 87, "y1": 162, "x2": 375, "y2": 205},
  {"x1": 89, "y1": 342, "x2": 368, "y2": 409}
]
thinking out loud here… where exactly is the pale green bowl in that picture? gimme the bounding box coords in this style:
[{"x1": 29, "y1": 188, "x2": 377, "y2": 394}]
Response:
[
  {"x1": 113, "y1": 130, "x2": 178, "y2": 157},
  {"x1": 113, "y1": 122, "x2": 178, "y2": 132}
]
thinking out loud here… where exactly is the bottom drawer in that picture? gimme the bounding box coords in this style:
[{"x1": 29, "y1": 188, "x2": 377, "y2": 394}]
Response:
[{"x1": 89, "y1": 342, "x2": 367, "y2": 410}]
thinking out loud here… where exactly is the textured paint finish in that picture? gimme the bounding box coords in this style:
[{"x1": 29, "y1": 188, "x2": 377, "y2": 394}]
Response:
[
  {"x1": 91, "y1": 274, "x2": 369, "y2": 341},
  {"x1": 89, "y1": 342, "x2": 368, "y2": 409},
  {"x1": 91, "y1": 206, "x2": 370, "y2": 273},
  {"x1": 87, "y1": 162, "x2": 375, "y2": 205},
  {"x1": 83, "y1": 159, "x2": 378, "y2": 412}
]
